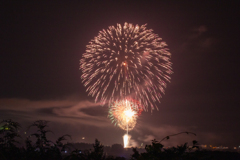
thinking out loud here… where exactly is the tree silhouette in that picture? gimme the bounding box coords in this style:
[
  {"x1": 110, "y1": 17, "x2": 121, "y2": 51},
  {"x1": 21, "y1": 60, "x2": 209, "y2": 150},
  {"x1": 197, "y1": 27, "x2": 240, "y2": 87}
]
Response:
[
  {"x1": 0, "y1": 119, "x2": 21, "y2": 148},
  {"x1": 0, "y1": 119, "x2": 22, "y2": 160},
  {"x1": 130, "y1": 132, "x2": 201, "y2": 160},
  {"x1": 25, "y1": 120, "x2": 71, "y2": 160},
  {"x1": 1, "y1": 120, "x2": 240, "y2": 160}
]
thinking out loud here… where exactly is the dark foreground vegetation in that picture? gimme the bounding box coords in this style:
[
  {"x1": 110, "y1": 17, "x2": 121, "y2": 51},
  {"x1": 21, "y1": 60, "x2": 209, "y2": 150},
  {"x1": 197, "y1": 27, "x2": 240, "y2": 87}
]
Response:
[{"x1": 0, "y1": 119, "x2": 240, "y2": 160}]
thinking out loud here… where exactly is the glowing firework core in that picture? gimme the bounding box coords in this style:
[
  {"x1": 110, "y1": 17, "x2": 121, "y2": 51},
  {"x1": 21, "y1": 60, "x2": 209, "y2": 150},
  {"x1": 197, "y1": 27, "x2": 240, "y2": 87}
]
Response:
[{"x1": 124, "y1": 109, "x2": 135, "y2": 121}]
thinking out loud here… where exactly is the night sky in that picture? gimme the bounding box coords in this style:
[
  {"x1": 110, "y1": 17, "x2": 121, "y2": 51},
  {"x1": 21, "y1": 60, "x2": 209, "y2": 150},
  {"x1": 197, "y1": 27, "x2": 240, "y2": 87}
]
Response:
[{"x1": 1, "y1": 1, "x2": 240, "y2": 147}]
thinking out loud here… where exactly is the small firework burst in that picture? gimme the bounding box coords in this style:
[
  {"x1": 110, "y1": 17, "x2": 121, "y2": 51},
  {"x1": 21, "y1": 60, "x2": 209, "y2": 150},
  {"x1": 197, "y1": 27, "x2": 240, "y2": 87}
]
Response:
[{"x1": 108, "y1": 98, "x2": 143, "y2": 131}]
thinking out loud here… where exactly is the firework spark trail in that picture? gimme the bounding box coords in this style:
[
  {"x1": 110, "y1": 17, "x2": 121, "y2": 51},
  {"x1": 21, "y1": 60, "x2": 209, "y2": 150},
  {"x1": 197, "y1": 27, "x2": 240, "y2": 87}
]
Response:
[
  {"x1": 80, "y1": 22, "x2": 173, "y2": 110},
  {"x1": 123, "y1": 134, "x2": 131, "y2": 148}
]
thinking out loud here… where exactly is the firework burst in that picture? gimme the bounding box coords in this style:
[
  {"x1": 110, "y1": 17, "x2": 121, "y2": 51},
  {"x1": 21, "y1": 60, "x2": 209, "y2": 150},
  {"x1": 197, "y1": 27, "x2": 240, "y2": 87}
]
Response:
[
  {"x1": 80, "y1": 22, "x2": 172, "y2": 110},
  {"x1": 108, "y1": 98, "x2": 143, "y2": 131}
]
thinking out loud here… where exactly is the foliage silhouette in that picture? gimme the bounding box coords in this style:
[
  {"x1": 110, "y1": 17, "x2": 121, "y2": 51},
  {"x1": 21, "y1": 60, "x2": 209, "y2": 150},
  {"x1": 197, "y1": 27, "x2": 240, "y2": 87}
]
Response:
[
  {"x1": 1, "y1": 120, "x2": 240, "y2": 160},
  {"x1": 159, "y1": 131, "x2": 196, "y2": 143},
  {"x1": 0, "y1": 119, "x2": 22, "y2": 160},
  {"x1": 0, "y1": 119, "x2": 21, "y2": 148},
  {"x1": 65, "y1": 139, "x2": 117, "y2": 160},
  {"x1": 0, "y1": 120, "x2": 71, "y2": 160},
  {"x1": 26, "y1": 120, "x2": 71, "y2": 160},
  {"x1": 130, "y1": 132, "x2": 204, "y2": 160}
]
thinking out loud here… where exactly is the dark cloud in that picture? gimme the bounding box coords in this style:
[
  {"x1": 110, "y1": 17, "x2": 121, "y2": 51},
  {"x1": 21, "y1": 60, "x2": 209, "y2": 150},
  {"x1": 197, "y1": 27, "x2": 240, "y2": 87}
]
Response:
[{"x1": 80, "y1": 106, "x2": 108, "y2": 117}]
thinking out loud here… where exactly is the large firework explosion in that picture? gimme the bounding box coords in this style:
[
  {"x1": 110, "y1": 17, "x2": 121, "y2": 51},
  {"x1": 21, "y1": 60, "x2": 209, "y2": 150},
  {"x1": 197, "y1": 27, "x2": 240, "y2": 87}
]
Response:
[
  {"x1": 80, "y1": 22, "x2": 172, "y2": 110},
  {"x1": 108, "y1": 98, "x2": 143, "y2": 131}
]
